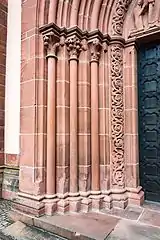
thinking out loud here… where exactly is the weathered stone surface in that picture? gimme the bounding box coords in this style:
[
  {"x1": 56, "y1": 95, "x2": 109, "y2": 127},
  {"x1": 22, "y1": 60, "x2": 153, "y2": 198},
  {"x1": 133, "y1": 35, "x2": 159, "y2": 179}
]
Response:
[
  {"x1": 3, "y1": 199, "x2": 160, "y2": 240},
  {"x1": 4, "y1": 0, "x2": 160, "y2": 217},
  {"x1": 2, "y1": 168, "x2": 19, "y2": 200},
  {"x1": 107, "y1": 219, "x2": 160, "y2": 240},
  {"x1": 0, "y1": 200, "x2": 65, "y2": 239},
  {"x1": 3, "y1": 221, "x2": 65, "y2": 240},
  {"x1": 34, "y1": 212, "x2": 119, "y2": 240},
  {"x1": 0, "y1": 200, "x2": 12, "y2": 231},
  {"x1": 139, "y1": 209, "x2": 160, "y2": 228},
  {"x1": 102, "y1": 205, "x2": 143, "y2": 221}
]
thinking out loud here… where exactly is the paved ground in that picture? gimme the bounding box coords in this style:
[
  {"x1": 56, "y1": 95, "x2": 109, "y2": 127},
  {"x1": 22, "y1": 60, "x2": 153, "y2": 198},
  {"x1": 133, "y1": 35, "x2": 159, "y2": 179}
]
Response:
[
  {"x1": 0, "y1": 232, "x2": 14, "y2": 240},
  {"x1": 107, "y1": 219, "x2": 160, "y2": 240},
  {"x1": 105, "y1": 202, "x2": 160, "y2": 240},
  {"x1": 3, "y1": 221, "x2": 67, "y2": 240},
  {"x1": 0, "y1": 200, "x2": 13, "y2": 231},
  {"x1": 0, "y1": 200, "x2": 66, "y2": 240},
  {"x1": 1, "y1": 200, "x2": 160, "y2": 239}
]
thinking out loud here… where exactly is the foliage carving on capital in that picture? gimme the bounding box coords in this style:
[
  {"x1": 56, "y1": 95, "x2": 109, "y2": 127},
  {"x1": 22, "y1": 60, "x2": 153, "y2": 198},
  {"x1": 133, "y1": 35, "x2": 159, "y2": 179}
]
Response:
[
  {"x1": 43, "y1": 33, "x2": 63, "y2": 57},
  {"x1": 103, "y1": 42, "x2": 108, "y2": 53},
  {"x1": 65, "y1": 35, "x2": 83, "y2": 60},
  {"x1": 110, "y1": 44, "x2": 125, "y2": 187},
  {"x1": 112, "y1": 0, "x2": 132, "y2": 36},
  {"x1": 90, "y1": 39, "x2": 102, "y2": 62}
]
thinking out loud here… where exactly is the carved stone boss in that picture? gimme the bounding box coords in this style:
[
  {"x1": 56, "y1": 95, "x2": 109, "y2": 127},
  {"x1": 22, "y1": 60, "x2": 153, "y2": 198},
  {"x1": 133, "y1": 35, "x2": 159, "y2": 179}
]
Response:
[{"x1": 110, "y1": 44, "x2": 125, "y2": 187}]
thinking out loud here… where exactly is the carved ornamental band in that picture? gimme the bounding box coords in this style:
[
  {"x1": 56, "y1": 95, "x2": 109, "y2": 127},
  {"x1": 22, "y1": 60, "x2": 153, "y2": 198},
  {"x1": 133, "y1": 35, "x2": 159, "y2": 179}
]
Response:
[
  {"x1": 111, "y1": 44, "x2": 125, "y2": 187},
  {"x1": 112, "y1": 0, "x2": 132, "y2": 35}
]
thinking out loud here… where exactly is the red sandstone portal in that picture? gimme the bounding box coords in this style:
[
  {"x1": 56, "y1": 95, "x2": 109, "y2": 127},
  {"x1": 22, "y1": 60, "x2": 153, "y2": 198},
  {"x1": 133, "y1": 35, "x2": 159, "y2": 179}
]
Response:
[{"x1": 8, "y1": 0, "x2": 160, "y2": 216}]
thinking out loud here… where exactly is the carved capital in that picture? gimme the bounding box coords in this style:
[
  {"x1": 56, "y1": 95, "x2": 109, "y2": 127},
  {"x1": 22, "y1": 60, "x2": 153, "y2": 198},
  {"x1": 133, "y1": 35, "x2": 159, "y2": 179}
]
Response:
[
  {"x1": 102, "y1": 42, "x2": 108, "y2": 53},
  {"x1": 43, "y1": 33, "x2": 61, "y2": 58},
  {"x1": 90, "y1": 39, "x2": 102, "y2": 62},
  {"x1": 65, "y1": 35, "x2": 83, "y2": 60}
]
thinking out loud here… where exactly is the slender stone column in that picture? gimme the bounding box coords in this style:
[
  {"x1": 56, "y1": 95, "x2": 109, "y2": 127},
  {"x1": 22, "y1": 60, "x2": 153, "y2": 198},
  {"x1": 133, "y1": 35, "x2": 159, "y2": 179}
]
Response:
[
  {"x1": 66, "y1": 36, "x2": 82, "y2": 195},
  {"x1": 90, "y1": 39, "x2": 102, "y2": 193},
  {"x1": 43, "y1": 34, "x2": 59, "y2": 197},
  {"x1": 69, "y1": 59, "x2": 78, "y2": 194}
]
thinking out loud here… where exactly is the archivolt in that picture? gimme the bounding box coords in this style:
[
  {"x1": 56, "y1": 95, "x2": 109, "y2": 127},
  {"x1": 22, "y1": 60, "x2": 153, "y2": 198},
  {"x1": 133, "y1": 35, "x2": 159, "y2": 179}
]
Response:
[{"x1": 37, "y1": 0, "x2": 133, "y2": 35}]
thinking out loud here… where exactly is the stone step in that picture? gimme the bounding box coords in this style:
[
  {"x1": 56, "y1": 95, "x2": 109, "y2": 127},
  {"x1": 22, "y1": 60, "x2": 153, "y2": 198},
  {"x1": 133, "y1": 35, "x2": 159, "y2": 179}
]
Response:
[{"x1": 2, "y1": 221, "x2": 66, "y2": 240}]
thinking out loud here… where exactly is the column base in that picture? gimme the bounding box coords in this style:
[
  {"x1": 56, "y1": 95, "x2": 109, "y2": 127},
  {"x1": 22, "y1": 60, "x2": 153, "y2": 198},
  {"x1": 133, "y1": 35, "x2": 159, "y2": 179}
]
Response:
[
  {"x1": 90, "y1": 193, "x2": 104, "y2": 211},
  {"x1": 110, "y1": 189, "x2": 128, "y2": 209},
  {"x1": 127, "y1": 186, "x2": 144, "y2": 206},
  {"x1": 81, "y1": 198, "x2": 92, "y2": 212},
  {"x1": 69, "y1": 196, "x2": 82, "y2": 212},
  {"x1": 102, "y1": 194, "x2": 112, "y2": 209},
  {"x1": 12, "y1": 187, "x2": 144, "y2": 217},
  {"x1": 57, "y1": 199, "x2": 69, "y2": 214},
  {"x1": 44, "y1": 198, "x2": 58, "y2": 215},
  {"x1": 13, "y1": 192, "x2": 45, "y2": 217}
]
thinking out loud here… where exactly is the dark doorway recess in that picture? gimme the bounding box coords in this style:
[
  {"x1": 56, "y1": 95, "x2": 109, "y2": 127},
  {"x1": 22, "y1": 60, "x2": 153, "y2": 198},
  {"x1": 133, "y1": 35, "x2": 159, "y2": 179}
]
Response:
[{"x1": 138, "y1": 42, "x2": 160, "y2": 202}]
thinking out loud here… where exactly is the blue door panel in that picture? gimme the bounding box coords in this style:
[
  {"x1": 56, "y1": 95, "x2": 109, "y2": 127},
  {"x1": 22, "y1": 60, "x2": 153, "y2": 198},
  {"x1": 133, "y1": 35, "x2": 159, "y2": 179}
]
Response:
[{"x1": 138, "y1": 42, "x2": 160, "y2": 202}]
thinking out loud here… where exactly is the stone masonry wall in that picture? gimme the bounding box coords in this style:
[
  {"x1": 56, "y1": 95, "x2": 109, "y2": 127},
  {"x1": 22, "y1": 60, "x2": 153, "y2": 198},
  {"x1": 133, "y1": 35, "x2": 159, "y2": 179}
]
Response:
[{"x1": 14, "y1": 0, "x2": 144, "y2": 216}]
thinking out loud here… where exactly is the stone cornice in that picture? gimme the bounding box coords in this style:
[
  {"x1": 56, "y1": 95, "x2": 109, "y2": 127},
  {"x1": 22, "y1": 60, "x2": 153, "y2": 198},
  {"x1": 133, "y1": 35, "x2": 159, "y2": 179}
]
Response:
[
  {"x1": 39, "y1": 23, "x2": 111, "y2": 44},
  {"x1": 40, "y1": 22, "x2": 62, "y2": 40},
  {"x1": 40, "y1": 23, "x2": 148, "y2": 48},
  {"x1": 126, "y1": 25, "x2": 160, "y2": 46}
]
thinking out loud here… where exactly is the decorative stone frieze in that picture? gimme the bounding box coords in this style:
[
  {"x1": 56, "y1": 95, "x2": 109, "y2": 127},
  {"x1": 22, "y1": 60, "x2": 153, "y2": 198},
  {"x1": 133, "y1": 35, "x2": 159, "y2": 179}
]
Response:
[
  {"x1": 112, "y1": 0, "x2": 132, "y2": 36},
  {"x1": 110, "y1": 44, "x2": 125, "y2": 188}
]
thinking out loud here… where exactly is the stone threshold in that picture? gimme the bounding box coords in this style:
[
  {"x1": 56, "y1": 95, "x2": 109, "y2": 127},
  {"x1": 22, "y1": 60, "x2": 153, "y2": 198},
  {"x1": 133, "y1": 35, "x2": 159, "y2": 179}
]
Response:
[
  {"x1": 9, "y1": 210, "x2": 120, "y2": 240},
  {"x1": 9, "y1": 202, "x2": 160, "y2": 240}
]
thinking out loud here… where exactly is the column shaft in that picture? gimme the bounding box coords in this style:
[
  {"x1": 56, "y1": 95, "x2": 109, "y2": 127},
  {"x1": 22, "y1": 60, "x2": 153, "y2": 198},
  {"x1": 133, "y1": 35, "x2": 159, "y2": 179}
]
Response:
[
  {"x1": 69, "y1": 59, "x2": 78, "y2": 194},
  {"x1": 46, "y1": 56, "x2": 56, "y2": 196},
  {"x1": 91, "y1": 61, "x2": 100, "y2": 191}
]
